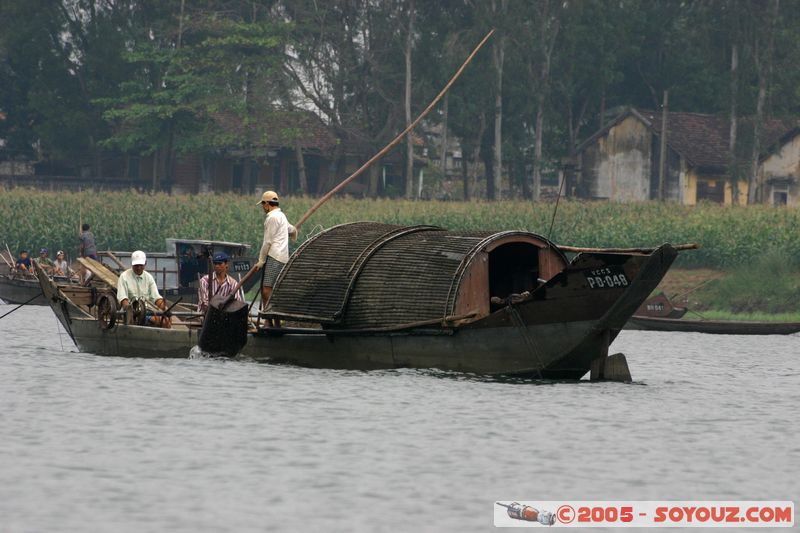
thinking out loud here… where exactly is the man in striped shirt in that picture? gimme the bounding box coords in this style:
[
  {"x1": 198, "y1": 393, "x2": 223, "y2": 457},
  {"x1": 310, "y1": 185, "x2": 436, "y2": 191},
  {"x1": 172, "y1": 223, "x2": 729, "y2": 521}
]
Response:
[{"x1": 197, "y1": 252, "x2": 244, "y2": 314}]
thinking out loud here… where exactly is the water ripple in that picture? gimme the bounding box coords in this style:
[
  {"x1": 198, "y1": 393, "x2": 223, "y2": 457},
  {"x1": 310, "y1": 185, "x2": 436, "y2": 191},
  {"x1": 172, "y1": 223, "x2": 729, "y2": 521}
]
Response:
[{"x1": 0, "y1": 306, "x2": 797, "y2": 532}]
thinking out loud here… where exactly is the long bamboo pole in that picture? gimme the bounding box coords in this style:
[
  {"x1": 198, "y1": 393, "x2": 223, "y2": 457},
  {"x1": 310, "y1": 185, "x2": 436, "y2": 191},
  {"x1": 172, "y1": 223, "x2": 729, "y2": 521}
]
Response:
[
  {"x1": 556, "y1": 243, "x2": 699, "y2": 254},
  {"x1": 294, "y1": 28, "x2": 495, "y2": 230}
]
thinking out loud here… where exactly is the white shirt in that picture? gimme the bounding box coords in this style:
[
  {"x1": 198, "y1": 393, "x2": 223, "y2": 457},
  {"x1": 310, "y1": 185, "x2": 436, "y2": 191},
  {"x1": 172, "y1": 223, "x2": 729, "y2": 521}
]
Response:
[
  {"x1": 258, "y1": 208, "x2": 294, "y2": 265},
  {"x1": 117, "y1": 268, "x2": 162, "y2": 305}
]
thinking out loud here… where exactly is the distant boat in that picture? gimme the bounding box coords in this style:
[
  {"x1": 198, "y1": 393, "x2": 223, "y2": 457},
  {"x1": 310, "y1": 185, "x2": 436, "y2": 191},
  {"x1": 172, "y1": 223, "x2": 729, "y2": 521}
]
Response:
[
  {"x1": 0, "y1": 250, "x2": 63, "y2": 305},
  {"x1": 36, "y1": 222, "x2": 682, "y2": 379},
  {"x1": 626, "y1": 293, "x2": 800, "y2": 335},
  {"x1": 0, "y1": 238, "x2": 254, "y2": 306},
  {"x1": 0, "y1": 271, "x2": 48, "y2": 305}
]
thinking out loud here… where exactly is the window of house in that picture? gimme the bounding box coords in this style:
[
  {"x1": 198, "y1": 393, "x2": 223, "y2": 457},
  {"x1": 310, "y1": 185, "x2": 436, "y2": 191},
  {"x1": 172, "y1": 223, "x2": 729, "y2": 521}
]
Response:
[
  {"x1": 772, "y1": 189, "x2": 788, "y2": 206},
  {"x1": 696, "y1": 179, "x2": 724, "y2": 203}
]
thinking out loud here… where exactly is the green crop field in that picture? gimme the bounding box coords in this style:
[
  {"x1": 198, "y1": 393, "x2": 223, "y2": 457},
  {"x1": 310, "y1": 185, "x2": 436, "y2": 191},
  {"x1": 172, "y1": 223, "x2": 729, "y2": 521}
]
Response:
[{"x1": 2, "y1": 189, "x2": 799, "y2": 270}]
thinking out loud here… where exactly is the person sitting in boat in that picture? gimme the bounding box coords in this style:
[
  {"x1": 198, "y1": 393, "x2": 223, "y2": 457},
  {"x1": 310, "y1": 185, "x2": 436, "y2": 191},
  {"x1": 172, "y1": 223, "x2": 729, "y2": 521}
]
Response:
[
  {"x1": 197, "y1": 252, "x2": 244, "y2": 314},
  {"x1": 14, "y1": 250, "x2": 31, "y2": 272},
  {"x1": 116, "y1": 250, "x2": 171, "y2": 328},
  {"x1": 52, "y1": 250, "x2": 72, "y2": 277},
  {"x1": 38, "y1": 248, "x2": 55, "y2": 273}
]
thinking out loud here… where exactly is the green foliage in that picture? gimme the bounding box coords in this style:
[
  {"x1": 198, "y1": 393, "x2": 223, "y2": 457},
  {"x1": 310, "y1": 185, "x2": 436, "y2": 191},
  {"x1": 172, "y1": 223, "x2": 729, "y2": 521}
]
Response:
[
  {"x1": 2, "y1": 191, "x2": 799, "y2": 272},
  {"x1": 693, "y1": 249, "x2": 800, "y2": 313}
]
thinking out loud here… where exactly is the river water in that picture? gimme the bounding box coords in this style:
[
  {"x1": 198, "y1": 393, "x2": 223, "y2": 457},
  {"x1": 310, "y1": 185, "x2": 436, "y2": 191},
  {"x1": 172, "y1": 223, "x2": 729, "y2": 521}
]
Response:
[{"x1": 0, "y1": 304, "x2": 797, "y2": 532}]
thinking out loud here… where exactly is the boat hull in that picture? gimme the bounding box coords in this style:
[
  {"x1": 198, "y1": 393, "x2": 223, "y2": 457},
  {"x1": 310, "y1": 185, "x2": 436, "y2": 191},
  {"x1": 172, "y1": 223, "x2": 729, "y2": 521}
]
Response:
[
  {"x1": 241, "y1": 319, "x2": 605, "y2": 378},
  {"x1": 36, "y1": 243, "x2": 678, "y2": 377},
  {"x1": 59, "y1": 318, "x2": 608, "y2": 378},
  {"x1": 66, "y1": 317, "x2": 201, "y2": 358},
  {"x1": 626, "y1": 316, "x2": 800, "y2": 335},
  {"x1": 0, "y1": 276, "x2": 46, "y2": 305}
]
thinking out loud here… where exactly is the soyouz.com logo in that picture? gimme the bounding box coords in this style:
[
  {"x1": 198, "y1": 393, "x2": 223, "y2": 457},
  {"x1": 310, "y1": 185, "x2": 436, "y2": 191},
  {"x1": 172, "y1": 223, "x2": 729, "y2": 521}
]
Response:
[{"x1": 494, "y1": 501, "x2": 794, "y2": 527}]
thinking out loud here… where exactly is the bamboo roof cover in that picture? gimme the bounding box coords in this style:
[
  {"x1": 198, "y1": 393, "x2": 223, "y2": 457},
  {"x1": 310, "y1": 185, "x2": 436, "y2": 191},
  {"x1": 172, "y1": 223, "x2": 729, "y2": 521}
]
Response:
[{"x1": 268, "y1": 222, "x2": 558, "y2": 329}]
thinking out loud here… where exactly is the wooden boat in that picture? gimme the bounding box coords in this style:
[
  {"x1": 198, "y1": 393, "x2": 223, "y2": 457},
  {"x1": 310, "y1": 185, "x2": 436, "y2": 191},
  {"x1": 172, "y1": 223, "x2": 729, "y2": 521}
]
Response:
[
  {"x1": 36, "y1": 222, "x2": 680, "y2": 379},
  {"x1": 2, "y1": 239, "x2": 253, "y2": 306},
  {"x1": 0, "y1": 272, "x2": 48, "y2": 305},
  {"x1": 0, "y1": 250, "x2": 76, "y2": 305},
  {"x1": 626, "y1": 291, "x2": 800, "y2": 335},
  {"x1": 625, "y1": 315, "x2": 800, "y2": 334},
  {"x1": 633, "y1": 292, "x2": 688, "y2": 319}
]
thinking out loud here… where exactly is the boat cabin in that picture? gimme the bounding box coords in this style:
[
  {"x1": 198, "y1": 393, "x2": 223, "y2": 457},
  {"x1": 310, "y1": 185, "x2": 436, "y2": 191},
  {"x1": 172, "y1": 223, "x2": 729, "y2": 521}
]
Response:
[
  {"x1": 267, "y1": 222, "x2": 568, "y2": 329},
  {"x1": 99, "y1": 238, "x2": 252, "y2": 299}
]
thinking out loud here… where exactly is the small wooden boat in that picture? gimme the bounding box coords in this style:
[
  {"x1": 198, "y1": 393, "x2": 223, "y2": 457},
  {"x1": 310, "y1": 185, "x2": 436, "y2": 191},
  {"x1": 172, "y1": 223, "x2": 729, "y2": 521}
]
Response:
[
  {"x1": 37, "y1": 222, "x2": 682, "y2": 379},
  {"x1": 633, "y1": 292, "x2": 688, "y2": 319},
  {"x1": 626, "y1": 292, "x2": 800, "y2": 335},
  {"x1": 626, "y1": 315, "x2": 800, "y2": 335},
  {"x1": 3, "y1": 238, "x2": 253, "y2": 306},
  {"x1": 0, "y1": 272, "x2": 47, "y2": 305},
  {"x1": 0, "y1": 250, "x2": 75, "y2": 305}
]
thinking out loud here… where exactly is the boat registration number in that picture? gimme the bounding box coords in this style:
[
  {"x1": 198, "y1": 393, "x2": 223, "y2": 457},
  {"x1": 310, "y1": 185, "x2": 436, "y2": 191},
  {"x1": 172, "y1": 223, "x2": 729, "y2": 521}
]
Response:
[
  {"x1": 584, "y1": 266, "x2": 629, "y2": 289},
  {"x1": 232, "y1": 260, "x2": 251, "y2": 272}
]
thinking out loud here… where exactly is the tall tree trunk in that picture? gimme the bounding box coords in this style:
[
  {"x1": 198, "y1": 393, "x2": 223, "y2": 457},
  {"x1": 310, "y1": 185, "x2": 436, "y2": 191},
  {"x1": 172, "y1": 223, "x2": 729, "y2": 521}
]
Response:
[
  {"x1": 404, "y1": 0, "x2": 415, "y2": 199},
  {"x1": 658, "y1": 90, "x2": 669, "y2": 200},
  {"x1": 294, "y1": 142, "x2": 308, "y2": 194},
  {"x1": 728, "y1": 43, "x2": 739, "y2": 204},
  {"x1": 368, "y1": 164, "x2": 380, "y2": 198},
  {"x1": 177, "y1": 0, "x2": 185, "y2": 49},
  {"x1": 531, "y1": 1, "x2": 560, "y2": 202},
  {"x1": 748, "y1": 0, "x2": 779, "y2": 205},
  {"x1": 440, "y1": 92, "x2": 449, "y2": 173},
  {"x1": 461, "y1": 149, "x2": 470, "y2": 200},
  {"x1": 472, "y1": 114, "x2": 487, "y2": 198},
  {"x1": 89, "y1": 134, "x2": 101, "y2": 178},
  {"x1": 490, "y1": 0, "x2": 507, "y2": 200},
  {"x1": 152, "y1": 148, "x2": 159, "y2": 190},
  {"x1": 599, "y1": 91, "x2": 606, "y2": 131},
  {"x1": 532, "y1": 108, "x2": 544, "y2": 201}
]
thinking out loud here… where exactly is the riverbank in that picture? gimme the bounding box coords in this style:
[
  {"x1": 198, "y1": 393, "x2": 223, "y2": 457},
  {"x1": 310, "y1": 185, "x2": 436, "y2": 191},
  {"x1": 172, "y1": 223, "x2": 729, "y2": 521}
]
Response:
[
  {"x1": 655, "y1": 266, "x2": 800, "y2": 321},
  {"x1": 3, "y1": 189, "x2": 798, "y2": 316},
  {"x1": 3, "y1": 189, "x2": 800, "y2": 269}
]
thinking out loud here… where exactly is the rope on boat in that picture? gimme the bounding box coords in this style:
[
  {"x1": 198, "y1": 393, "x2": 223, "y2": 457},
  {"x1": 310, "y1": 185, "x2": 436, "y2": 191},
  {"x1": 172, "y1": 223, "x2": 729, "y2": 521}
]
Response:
[
  {"x1": 0, "y1": 291, "x2": 43, "y2": 321},
  {"x1": 509, "y1": 307, "x2": 545, "y2": 379}
]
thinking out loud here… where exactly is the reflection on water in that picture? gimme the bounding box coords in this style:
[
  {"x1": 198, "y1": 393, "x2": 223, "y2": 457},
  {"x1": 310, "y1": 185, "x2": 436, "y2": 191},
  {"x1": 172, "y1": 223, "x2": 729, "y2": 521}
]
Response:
[{"x1": 1, "y1": 305, "x2": 798, "y2": 532}]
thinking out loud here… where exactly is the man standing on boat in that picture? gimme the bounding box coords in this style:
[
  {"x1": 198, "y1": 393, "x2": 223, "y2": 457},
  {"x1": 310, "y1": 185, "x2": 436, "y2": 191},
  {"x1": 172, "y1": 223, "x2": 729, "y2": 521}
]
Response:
[
  {"x1": 116, "y1": 250, "x2": 171, "y2": 328},
  {"x1": 78, "y1": 223, "x2": 98, "y2": 286},
  {"x1": 254, "y1": 190, "x2": 296, "y2": 327},
  {"x1": 79, "y1": 223, "x2": 97, "y2": 260},
  {"x1": 197, "y1": 252, "x2": 244, "y2": 314}
]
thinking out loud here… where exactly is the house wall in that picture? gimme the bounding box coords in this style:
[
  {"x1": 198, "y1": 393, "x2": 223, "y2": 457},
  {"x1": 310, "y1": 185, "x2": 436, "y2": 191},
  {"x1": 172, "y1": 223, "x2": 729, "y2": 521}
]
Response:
[
  {"x1": 0, "y1": 161, "x2": 34, "y2": 175},
  {"x1": 580, "y1": 115, "x2": 652, "y2": 201},
  {"x1": 172, "y1": 154, "x2": 201, "y2": 194},
  {"x1": 759, "y1": 132, "x2": 800, "y2": 206},
  {"x1": 683, "y1": 171, "x2": 748, "y2": 205}
]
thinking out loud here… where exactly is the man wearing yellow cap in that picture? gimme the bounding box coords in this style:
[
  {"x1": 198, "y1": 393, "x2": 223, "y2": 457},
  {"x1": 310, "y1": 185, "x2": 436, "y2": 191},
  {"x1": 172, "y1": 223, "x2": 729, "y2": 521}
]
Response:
[{"x1": 254, "y1": 191, "x2": 296, "y2": 326}]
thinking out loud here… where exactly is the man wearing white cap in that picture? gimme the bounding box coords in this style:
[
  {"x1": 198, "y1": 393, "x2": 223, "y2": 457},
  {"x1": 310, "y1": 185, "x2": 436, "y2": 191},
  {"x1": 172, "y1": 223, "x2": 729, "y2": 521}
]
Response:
[
  {"x1": 116, "y1": 250, "x2": 171, "y2": 328},
  {"x1": 254, "y1": 190, "x2": 296, "y2": 327}
]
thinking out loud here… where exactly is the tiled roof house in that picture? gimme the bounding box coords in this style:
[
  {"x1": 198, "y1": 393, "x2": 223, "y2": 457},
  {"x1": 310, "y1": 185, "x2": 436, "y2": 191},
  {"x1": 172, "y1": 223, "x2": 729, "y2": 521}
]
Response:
[{"x1": 572, "y1": 107, "x2": 798, "y2": 205}]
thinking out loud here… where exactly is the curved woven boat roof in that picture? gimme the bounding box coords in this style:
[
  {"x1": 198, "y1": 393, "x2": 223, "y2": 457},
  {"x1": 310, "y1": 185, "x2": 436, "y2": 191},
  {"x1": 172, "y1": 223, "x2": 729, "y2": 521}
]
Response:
[{"x1": 268, "y1": 221, "x2": 551, "y2": 329}]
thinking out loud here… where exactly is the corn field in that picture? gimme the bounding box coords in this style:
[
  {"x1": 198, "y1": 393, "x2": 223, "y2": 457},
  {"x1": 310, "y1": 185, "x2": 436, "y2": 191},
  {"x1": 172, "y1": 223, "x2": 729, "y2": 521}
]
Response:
[{"x1": 2, "y1": 189, "x2": 799, "y2": 269}]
